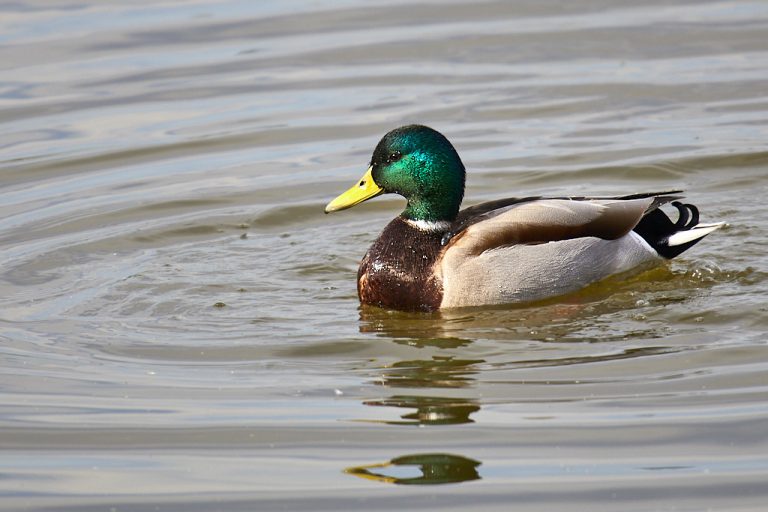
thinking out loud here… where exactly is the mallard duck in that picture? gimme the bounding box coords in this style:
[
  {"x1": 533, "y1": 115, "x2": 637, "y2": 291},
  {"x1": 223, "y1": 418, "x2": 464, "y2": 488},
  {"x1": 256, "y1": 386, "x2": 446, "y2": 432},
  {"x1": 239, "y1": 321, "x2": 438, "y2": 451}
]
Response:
[{"x1": 325, "y1": 125, "x2": 725, "y2": 311}]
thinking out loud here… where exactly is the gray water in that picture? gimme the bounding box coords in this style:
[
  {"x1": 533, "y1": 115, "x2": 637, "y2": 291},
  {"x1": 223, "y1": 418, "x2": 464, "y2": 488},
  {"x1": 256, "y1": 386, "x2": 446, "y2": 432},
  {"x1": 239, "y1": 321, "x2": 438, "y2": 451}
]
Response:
[{"x1": 1, "y1": 1, "x2": 768, "y2": 511}]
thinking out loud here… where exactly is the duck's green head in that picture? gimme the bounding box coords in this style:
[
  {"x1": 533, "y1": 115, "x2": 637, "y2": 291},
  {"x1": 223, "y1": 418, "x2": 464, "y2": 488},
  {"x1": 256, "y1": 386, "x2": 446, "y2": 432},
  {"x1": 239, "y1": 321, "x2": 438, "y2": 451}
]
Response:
[{"x1": 325, "y1": 125, "x2": 466, "y2": 222}]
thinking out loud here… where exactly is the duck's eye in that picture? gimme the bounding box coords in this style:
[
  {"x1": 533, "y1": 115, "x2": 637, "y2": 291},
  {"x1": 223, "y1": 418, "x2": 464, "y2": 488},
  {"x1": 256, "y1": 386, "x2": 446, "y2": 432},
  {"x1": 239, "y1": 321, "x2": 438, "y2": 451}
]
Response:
[{"x1": 387, "y1": 151, "x2": 402, "y2": 163}]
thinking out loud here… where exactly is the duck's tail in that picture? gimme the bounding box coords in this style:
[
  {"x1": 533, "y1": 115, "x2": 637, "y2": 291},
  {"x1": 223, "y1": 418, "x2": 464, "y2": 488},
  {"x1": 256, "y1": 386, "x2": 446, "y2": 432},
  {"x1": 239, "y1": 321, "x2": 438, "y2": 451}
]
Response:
[{"x1": 633, "y1": 201, "x2": 725, "y2": 259}]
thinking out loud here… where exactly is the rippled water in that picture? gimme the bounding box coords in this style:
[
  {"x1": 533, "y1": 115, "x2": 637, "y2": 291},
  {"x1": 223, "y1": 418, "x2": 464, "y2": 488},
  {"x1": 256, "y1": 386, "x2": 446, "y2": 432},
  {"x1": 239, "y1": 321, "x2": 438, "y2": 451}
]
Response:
[{"x1": 2, "y1": 1, "x2": 768, "y2": 511}]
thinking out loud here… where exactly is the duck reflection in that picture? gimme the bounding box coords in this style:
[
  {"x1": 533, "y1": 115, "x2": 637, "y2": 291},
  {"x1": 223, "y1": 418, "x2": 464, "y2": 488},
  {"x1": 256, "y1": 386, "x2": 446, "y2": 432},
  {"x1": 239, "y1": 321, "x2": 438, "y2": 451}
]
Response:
[
  {"x1": 345, "y1": 453, "x2": 481, "y2": 485},
  {"x1": 350, "y1": 312, "x2": 487, "y2": 483},
  {"x1": 357, "y1": 308, "x2": 484, "y2": 425},
  {"x1": 360, "y1": 355, "x2": 483, "y2": 425},
  {"x1": 364, "y1": 395, "x2": 480, "y2": 425},
  {"x1": 374, "y1": 356, "x2": 483, "y2": 389},
  {"x1": 358, "y1": 305, "x2": 474, "y2": 347}
]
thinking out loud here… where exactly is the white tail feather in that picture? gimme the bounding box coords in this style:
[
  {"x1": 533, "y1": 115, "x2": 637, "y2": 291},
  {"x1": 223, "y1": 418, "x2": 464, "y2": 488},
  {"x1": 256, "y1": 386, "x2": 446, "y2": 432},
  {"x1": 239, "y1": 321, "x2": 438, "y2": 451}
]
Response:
[{"x1": 667, "y1": 222, "x2": 726, "y2": 247}]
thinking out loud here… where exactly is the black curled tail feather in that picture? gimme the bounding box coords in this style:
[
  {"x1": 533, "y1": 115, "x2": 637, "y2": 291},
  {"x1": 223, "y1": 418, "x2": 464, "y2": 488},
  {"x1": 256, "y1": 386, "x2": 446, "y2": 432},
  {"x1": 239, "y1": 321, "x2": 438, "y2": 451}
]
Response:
[
  {"x1": 633, "y1": 201, "x2": 711, "y2": 259},
  {"x1": 671, "y1": 201, "x2": 699, "y2": 229}
]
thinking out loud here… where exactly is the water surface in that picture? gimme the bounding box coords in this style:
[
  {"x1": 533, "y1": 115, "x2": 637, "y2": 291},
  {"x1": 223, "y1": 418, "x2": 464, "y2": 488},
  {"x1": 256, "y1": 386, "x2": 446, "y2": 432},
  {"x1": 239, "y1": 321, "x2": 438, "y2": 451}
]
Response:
[{"x1": 1, "y1": 1, "x2": 767, "y2": 511}]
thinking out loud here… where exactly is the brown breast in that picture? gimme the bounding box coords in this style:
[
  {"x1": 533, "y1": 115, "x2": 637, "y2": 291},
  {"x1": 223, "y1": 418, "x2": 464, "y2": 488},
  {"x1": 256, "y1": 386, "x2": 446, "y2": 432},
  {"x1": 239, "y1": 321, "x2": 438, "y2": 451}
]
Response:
[{"x1": 357, "y1": 217, "x2": 444, "y2": 311}]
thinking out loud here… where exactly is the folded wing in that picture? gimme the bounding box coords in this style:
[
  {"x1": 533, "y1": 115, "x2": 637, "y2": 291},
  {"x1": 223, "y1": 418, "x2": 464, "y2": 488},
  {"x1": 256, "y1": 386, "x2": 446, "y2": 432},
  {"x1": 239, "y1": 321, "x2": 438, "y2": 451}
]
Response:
[{"x1": 443, "y1": 198, "x2": 654, "y2": 257}]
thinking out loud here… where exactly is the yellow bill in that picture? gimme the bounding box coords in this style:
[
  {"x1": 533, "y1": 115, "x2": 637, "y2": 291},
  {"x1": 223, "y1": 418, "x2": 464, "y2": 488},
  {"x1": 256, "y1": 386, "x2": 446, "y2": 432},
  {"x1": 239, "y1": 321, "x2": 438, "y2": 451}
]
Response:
[{"x1": 324, "y1": 166, "x2": 384, "y2": 213}]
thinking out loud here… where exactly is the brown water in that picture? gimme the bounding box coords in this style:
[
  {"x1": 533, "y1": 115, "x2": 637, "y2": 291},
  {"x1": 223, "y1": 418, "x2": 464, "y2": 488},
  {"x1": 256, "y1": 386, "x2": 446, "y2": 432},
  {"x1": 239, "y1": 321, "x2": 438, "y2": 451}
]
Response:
[{"x1": 2, "y1": 1, "x2": 768, "y2": 511}]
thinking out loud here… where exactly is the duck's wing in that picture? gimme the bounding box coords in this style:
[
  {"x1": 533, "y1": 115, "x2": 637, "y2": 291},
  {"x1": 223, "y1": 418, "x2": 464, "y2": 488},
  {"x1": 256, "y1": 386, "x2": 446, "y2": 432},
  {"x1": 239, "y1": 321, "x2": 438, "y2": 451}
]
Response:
[
  {"x1": 443, "y1": 196, "x2": 678, "y2": 257},
  {"x1": 442, "y1": 191, "x2": 683, "y2": 250},
  {"x1": 452, "y1": 196, "x2": 543, "y2": 226}
]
